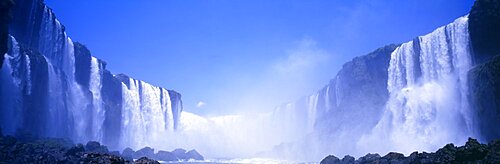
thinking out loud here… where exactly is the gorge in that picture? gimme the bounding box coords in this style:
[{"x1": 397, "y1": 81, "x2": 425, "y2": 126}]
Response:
[{"x1": 1, "y1": 0, "x2": 500, "y2": 163}]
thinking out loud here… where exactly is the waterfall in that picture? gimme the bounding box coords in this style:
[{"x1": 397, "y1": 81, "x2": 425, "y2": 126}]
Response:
[
  {"x1": 90, "y1": 57, "x2": 104, "y2": 142},
  {"x1": 358, "y1": 16, "x2": 474, "y2": 154},
  {"x1": 307, "y1": 93, "x2": 319, "y2": 133},
  {"x1": 0, "y1": 37, "x2": 22, "y2": 135},
  {"x1": 120, "y1": 78, "x2": 175, "y2": 149},
  {"x1": 324, "y1": 85, "x2": 331, "y2": 112}
]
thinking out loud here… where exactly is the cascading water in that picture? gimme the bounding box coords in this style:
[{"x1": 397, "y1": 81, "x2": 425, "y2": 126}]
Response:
[
  {"x1": 358, "y1": 15, "x2": 475, "y2": 154},
  {"x1": 90, "y1": 57, "x2": 104, "y2": 142},
  {"x1": 307, "y1": 93, "x2": 319, "y2": 133},
  {"x1": 2, "y1": 0, "x2": 184, "y2": 151},
  {"x1": 0, "y1": 37, "x2": 22, "y2": 135},
  {"x1": 120, "y1": 78, "x2": 175, "y2": 149}
]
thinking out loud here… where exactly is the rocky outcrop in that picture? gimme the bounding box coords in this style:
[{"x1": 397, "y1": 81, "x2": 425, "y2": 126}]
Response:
[
  {"x1": 320, "y1": 138, "x2": 500, "y2": 164},
  {"x1": 121, "y1": 147, "x2": 204, "y2": 162},
  {"x1": 134, "y1": 157, "x2": 159, "y2": 164},
  {"x1": 467, "y1": 0, "x2": 500, "y2": 143},
  {"x1": 469, "y1": 0, "x2": 500, "y2": 64},
  {"x1": 469, "y1": 55, "x2": 500, "y2": 142},
  {"x1": 0, "y1": 135, "x2": 176, "y2": 163},
  {"x1": 85, "y1": 141, "x2": 109, "y2": 153},
  {"x1": 73, "y1": 42, "x2": 91, "y2": 88}
]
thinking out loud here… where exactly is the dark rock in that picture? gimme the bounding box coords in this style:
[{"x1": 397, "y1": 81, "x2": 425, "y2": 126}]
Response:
[
  {"x1": 134, "y1": 157, "x2": 159, "y2": 164},
  {"x1": 469, "y1": 0, "x2": 500, "y2": 63},
  {"x1": 320, "y1": 155, "x2": 340, "y2": 164},
  {"x1": 85, "y1": 141, "x2": 108, "y2": 153},
  {"x1": 381, "y1": 152, "x2": 405, "y2": 163},
  {"x1": 155, "y1": 150, "x2": 177, "y2": 161},
  {"x1": 80, "y1": 152, "x2": 127, "y2": 164},
  {"x1": 65, "y1": 144, "x2": 84, "y2": 156},
  {"x1": 434, "y1": 143, "x2": 457, "y2": 163},
  {"x1": 468, "y1": 55, "x2": 500, "y2": 141},
  {"x1": 122, "y1": 147, "x2": 134, "y2": 160},
  {"x1": 320, "y1": 138, "x2": 500, "y2": 163},
  {"x1": 133, "y1": 147, "x2": 154, "y2": 159},
  {"x1": 73, "y1": 42, "x2": 91, "y2": 88},
  {"x1": 341, "y1": 155, "x2": 355, "y2": 163},
  {"x1": 486, "y1": 139, "x2": 500, "y2": 163},
  {"x1": 110, "y1": 151, "x2": 121, "y2": 156},
  {"x1": 186, "y1": 149, "x2": 204, "y2": 160},
  {"x1": 455, "y1": 138, "x2": 488, "y2": 162},
  {"x1": 357, "y1": 153, "x2": 380, "y2": 163}
]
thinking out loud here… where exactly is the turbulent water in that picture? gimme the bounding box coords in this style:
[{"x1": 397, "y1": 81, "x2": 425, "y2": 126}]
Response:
[
  {"x1": 358, "y1": 16, "x2": 474, "y2": 154},
  {"x1": 120, "y1": 78, "x2": 175, "y2": 149}
]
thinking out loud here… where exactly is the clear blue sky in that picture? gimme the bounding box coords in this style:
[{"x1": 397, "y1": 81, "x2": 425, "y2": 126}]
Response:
[{"x1": 45, "y1": 0, "x2": 474, "y2": 116}]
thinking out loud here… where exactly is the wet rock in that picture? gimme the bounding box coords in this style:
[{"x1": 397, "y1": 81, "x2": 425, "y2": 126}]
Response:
[
  {"x1": 134, "y1": 157, "x2": 159, "y2": 164},
  {"x1": 186, "y1": 149, "x2": 204, "y2": 160},
  {"x1": 122, "y1": 147, "x2": 134, "y2": 161},
  {"x1": 80, "y1": 152, "x2": 127, "y2": 164},
  {"x1": 85, "y1": 141, "x2": 108, "y2": 153},
  {"x1": 341, "y1": 155, "x2": 355, "y2": 163},
  {"x1": 133, "y1": 147, "x2": 154, "y2": 159},
  {"x1": 321, "y1": 138, "x2": 500, "y2": 163},
  {"x1": 455, "y1": 138, "x2": 488, "y2": 162},
  {"x1": 320, "y1": 155, "x2": 340, "y2": 164},
  {"x1": 65, "y1": 144, "x2": 84, "y2": 157},
  {"x1": 155, "y1": 150, "x2": 177, "y2": 161},
  {"x1": 357, "y1": 153, "x2": 380, "y2": 163},
  {"x1": 171, "y1": 148, "x2": 188, "y2": 160}
]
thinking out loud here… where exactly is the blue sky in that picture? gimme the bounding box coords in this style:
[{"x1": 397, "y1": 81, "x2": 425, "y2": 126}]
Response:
[{"x1": 45, "y1": 0, "x2": 474, "y2": 116}]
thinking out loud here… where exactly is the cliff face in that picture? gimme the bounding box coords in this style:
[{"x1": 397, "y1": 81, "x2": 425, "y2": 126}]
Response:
[
  {"x1": 276, "y1": 1, "x2": 500, "y2": 158},
  {"x1": 271, "y1": 44, "x2": 398, "y2": 158},
  {"x1": 469, "y1": 55, "x2": 500, "y2": 142},
  {"x1": 469, "y1": 0, "x2": 500, "y2": 64},
  {"x1": 0, "y1": 0, "x2": 184, "y2": 150},
  {"x1": 468, "y1": 0, "x2": 500, "y2": 143}
]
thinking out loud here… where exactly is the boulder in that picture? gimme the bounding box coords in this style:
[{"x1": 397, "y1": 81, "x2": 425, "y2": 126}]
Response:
[
  {"x1": 65, "y1": 144, "x2": 84, "y2": 156},
  {"x1": 85, "y1": 141, "x2": 108, "y2": 153},
  {"x1": 155, "y1": 150, "x2": 177, "y2": 161},
  {"x1": 122, "y1": 147, "x2": 134, "y2": 160},
  {"x1": 455, "y1": 138, "x2": 488, "y2": 162},
  {"x1": 133, "y1": 147, "x2": 154, "y2": 159},
  {"x1": 171, "y1": 148, "x2": 188, "y2": 160},
  {"x1": 134, "y1": 157, "x2": 159, "y2": 164},
  {"x1": 80, "y1": 152, "x2": 127, "y2": 164},
  {"x1": 320, "y1": 155, "x2": 340, "y2": 164},
  {"x1": 357, "y1": 153, "x2": 381, "y2": 163},
  {"x1": 341, "y1": 155, "x2": 355, "y2": 163},
  {"x1": 186, "y1": 149, "x2": 204, "y2": 160}
]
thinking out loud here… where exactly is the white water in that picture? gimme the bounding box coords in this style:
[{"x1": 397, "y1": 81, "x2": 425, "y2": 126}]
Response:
[
  {"x1": 120, "y1": 78, "x2": 175, "y2": 150},
  {"x1": 0, "y1": 36, "x2": 22, "y2": 135},
  {"x1": 307, "y1": 93, "x2": 319, "y2": 133},
  {"x1": 90, "y1": 57, "x2": 104, "y2": 142},
  {"x1": 358, "y1": 16, "x2": 474, "y2": 155}
]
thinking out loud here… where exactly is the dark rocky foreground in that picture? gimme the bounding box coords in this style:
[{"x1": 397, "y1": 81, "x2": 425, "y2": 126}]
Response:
[
  {"x1": 320, "y1": 138, "x2": 500, "y2": 164},
  {"x1": 0, "y1": 133, "x2": 204, "y2": 163}
]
